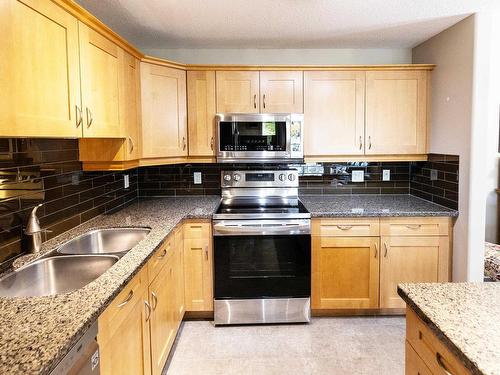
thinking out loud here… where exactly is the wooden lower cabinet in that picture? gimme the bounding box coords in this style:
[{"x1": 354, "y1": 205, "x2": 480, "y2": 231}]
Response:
[
  {"x1": 405, "y1": 341, "x2": 432, "y2": 375},
  {"x1": 312, "y1": 236, "x2": 379, "y2": 309}
]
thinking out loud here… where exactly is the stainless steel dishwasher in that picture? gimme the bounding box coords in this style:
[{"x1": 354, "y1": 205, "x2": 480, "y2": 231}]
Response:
[{"x1": 50, "y1": 321, "x2": 100, "y2": 375}]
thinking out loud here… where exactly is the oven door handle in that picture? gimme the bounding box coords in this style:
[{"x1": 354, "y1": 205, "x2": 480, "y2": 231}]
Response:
[{"x1": 213, "y1": 222, "x2": 310, "y2": 236}]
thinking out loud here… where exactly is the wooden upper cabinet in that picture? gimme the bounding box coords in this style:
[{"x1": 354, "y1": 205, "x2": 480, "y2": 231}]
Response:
[
  {"x1": 79, "y1": 22, "x2": 123, "y2": 138},
  {"x1": 120, "y1": 52, "x2": 141, "y2": 160},
  {"x1": 365, "y1": 70, "x2": 428, "y2": 155},
  {"x1": 141, "y1": 63, "x2": 187, "y2": 158},
  {"x1": 187, "y1": 71, "x2": 216, "y2": 157},
  {"x1": 304, "y1": 71, "x2": 365, "y2": 156},
  {"x1": 0, "y1": 0, "x2": 81, "y2": 137},
  {"x1": 216, "y1": 71, "x2": 259, "y2": 113},
  {"x1": 260, "y1": 71, "x2": 303, "y2": 113}
]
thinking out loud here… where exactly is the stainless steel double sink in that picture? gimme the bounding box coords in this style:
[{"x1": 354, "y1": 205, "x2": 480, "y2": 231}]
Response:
[{"x1": 0, "y1": 227, "x2": 150, "y2": 298}]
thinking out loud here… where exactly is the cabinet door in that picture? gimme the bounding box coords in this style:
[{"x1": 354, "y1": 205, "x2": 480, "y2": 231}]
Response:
[
  {"x1": 175, "y1": 227, "x2": 185, "y2": 321},
  {"x1": 304, "y1": 71, "x2": 365, "y2": 156},
  {"x1": 312, "y1": 236, "x2": 379, "y2": 309},
  {"x1": 405, "y1": 341, "x2": 433, "y2": 375},
  {"x1": 0, "y1": 0, "x2": 81, "y2": 137},
  {"x1": 380, "y1": 236, "x2": 445, "y2": 308},
  {"x1": 216, "y1": 71, "x2": 259, "y2": 113},
  {"x1": 365, "y1": 71, "x2": 427, "y2": 155},
  {"x1": 184, "y1": 232, "x2": 213, "y2": 312},
  {"x1": 260, "y1": 71, "x2": 303, "y2": 113},
  {"x1": 149, "y1": 257, "x2": 176, "y2": 375},
  {"x1": 187, "y1": 71, "x2": 216, "y2": 156},
  {"x1": 141, "y1": 63, "x2": 187, "y2": 158},
  {"x1": 120, "y1": 51, "x2": 141, "y2": 160}
]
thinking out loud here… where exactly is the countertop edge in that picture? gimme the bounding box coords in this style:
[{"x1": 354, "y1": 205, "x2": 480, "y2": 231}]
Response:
[{"x1": 397, "y1": 286, "x2": 483, "y2": 375}]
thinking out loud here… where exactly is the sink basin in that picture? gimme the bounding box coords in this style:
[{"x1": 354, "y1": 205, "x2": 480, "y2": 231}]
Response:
[
  {"x1": 0, "y1": 255, "x2": 119, "y2": 297},
  {"x1": 57, "y1": 227, "x2": 151, "y2": 255}
]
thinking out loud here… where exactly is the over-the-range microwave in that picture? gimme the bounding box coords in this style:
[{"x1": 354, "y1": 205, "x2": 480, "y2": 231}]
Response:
[{"x1": 215, "y1": 113, "x2": 304, "y2": 163}]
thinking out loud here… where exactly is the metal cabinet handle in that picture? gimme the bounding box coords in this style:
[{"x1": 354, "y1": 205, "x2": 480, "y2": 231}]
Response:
[
  {"x1": 405, "y1": 224, "x2": 422, "y2": 230},
  {"x1": 75, "y1": 105, "x2": 83, "y2": 128},
  {"x1": 86, "y1": 107, "x2": 93, "y2": 127},
  {"x1": 210, "y1": 136, "x2": 214, "y2": 150},
  {"x1": 144, "y1": 300, "x2": 152, "y2": 322},
  {"x1": 117, "y1": 290, "x2": 134, "y2": 308},
  {"x1": 157, "y1": 248, "x2": 167, "y2": 259},
  {"x1": 128, "y1": 137, "x2": 135, "y2": 153},
  {"x1": 205, "y1": 245, "x2": 209, "y2": 261},
  {"x1": 374, "y1": 242, "x2": 378, "y2": 258},
  {"x1": 436, "y1": 352, "x2": 453, "y2": 375},
  {"x1": 151, "y1": 291, "x2": 158, "y2": 311},
  {"x1": 263, "y1": 94, "x2": 266, "y2": 109},
  {"x1": 182, "y1": 136, "x2": 187, "y2": 151},
  {"x1": 359, "y1": 136, "x2": 362, "y2": 150},
  {"x1": 336, "y1": 225, "x2": 353, "y2": 231},
  {"x1": 384, "y1": 242, "x2": 389, "y2": 258},
  {"x1": 368, "y1": 136, "x2": 372, "y2": 150},
  {"x1": 253, "y1": 94, "x2": 257, "y2": 109}
]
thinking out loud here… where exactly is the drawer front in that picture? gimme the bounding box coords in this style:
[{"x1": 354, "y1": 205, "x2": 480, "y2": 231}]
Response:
[
  {"x1": 99, "y1": 267, "x2": 147, "y2": 340},
  {"x1": 406, "y1": 307, "x2": 471, "y2": 375},
  {"x1": 312, "y1": 218, "x2": 379, "y2": 237},
  {"x1": 184, "y1": 221, "x2": 211, "y2": 239},
  {"x1": 406, "y1": 341, "x2": 433, "y2": 375},
  {"x1": 381, "y1": 217, "x2": 450, "y2": 236},
  {"x1": 148, "y1": 233, "x2": 174, "y2": 282}
]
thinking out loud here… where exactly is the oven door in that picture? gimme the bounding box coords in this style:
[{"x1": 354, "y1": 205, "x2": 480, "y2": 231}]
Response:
[{"x1": 213, "y1": 220, "x2": 311, "y2": 299}]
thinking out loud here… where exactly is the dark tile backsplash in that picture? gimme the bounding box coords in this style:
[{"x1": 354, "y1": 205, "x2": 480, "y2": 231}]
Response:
[
  {"x1": 0, "y1": 139, "x2": 138, "y2": 264},
  {"x1": 410, "y1": 154, "x2": 459, "y2": 210}
]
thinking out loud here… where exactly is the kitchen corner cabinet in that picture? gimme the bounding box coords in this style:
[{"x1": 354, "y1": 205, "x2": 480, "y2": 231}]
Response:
[
  {"x1": 183, "y1": 221, "x2": 213, "y2": 312},
  {"x1": 187, "y1": 71, "x2": 217, "y2": 157},
  {"x1": 78, "y1": 22, "x2": 123, "y2": 137},
  {"x1": 365, "y1": 70, "x2": 428, "y2": 155},
  {"x1": 304, "y1": 71, "x2": 365, "y2": 156},
  {"x1": 141, "y1": 63, "x2": 187, "y2": 159},
  {"x1": 1, "y1": 0, "x2": 82, "y2": 137}
]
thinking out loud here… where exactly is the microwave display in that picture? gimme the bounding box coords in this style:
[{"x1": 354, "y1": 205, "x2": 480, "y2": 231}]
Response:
[{"x1": 219, "y1": 121, "x2": 287, "y2": 152}]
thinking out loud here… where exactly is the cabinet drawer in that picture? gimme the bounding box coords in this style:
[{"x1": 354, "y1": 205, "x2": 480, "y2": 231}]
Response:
[
  {"x1": 405, "y1": 341, "x2": 432, "y2": 375},
  {"x1": 99, "y1": 268, "x2": 147, "y2": 342},
  {"x1": 312, "y1": 218, "x2": 379, "y2": 237},
  {"x1": 148, "y1": 233, "x2": 174, "y2": 282},
  {"x1": 406, "y1": 307, "x2": 471, "y2": 375},
  {"x1": 381, "y1": 217, "x2": 450, "y2": 236},
  {"x1": 183, "y1": 222, "x2": 211, "y2": 239}
]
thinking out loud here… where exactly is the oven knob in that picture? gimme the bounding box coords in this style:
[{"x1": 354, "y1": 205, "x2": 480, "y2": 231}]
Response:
[
  {"x1": 233, "y1": 173, "x2": 241, "y2": 182},
  {"x1": 288, "y1": 174, "x2": 296, "y2": 181},
  {"x1": 279, "y1": 173, "x2": 286, "y2": 181},
  {"x1": 223, "y1": 174, "x2": 232, "y2": 182}
]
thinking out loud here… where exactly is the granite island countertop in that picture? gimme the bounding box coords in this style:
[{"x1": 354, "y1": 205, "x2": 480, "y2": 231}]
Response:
[
  {"x1": 0, "y1": 194, "x2": 457, "y2": 374},
  {"x1": 398, "y1": 283, "x2": 500, "y2": 375}
]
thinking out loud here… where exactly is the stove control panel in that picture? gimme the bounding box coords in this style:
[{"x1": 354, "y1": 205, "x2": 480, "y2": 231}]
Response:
[{"x1": 221, "y1": 170, "x2": 299, "y2": 188}]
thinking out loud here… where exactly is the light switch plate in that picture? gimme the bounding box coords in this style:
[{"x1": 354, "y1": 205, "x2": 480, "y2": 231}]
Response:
[
  {"x1": 123, "y1": 174, "x2": 130, "y2": 189},
  {"x1": 430, "y1": 169, "x2": 438, "y2": 181},
  {"x1": 382, "y1": 169, "x2": 390, "y2": 181},
  {"x1": 193, "y1": 172, "x2": 202, "y2": 184},
  {"x1": 352, "y1": 170, "x2": 364, "y2": 182}
]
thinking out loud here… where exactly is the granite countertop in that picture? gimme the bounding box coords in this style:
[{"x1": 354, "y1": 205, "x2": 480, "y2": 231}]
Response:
[
  {"x1": 0, "y1": 194, "x2": 457, "y2": 374},
  {"x1": 301, "y1": 195, "x2": 458, "y2": 217},
  {"x1": 398, "y1": 283, "x2": 500, "y2": 375}
]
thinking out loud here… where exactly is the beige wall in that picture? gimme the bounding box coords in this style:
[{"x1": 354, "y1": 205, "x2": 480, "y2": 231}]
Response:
[{"x1": 143, "y1": 48, "x2": 412, "y2": 65}]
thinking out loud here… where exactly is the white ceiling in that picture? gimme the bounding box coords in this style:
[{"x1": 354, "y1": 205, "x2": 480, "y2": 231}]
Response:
[{"x1": 76, "y1": 0, "x2": 499, "y2": 49}]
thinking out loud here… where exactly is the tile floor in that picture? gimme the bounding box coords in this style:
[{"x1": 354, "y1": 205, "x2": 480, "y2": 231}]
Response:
[{"x1": 164, "y1": 316, "x2": 405, "y2": 375}]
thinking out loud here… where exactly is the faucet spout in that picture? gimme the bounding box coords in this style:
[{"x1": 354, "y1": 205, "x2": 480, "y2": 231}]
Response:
[{"x1": 24, "y1": 204, "x2": 46, "y2": 254}]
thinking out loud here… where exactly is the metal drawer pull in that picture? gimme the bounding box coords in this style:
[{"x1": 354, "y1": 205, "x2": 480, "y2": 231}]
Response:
[
  {"x1": 359, "y1": 136, "x2": 362, "y2": 150},
  {"x1": 405, "y1": 224, "x2": 422, "y2": 230},
  {"x1": 436, "y1": 352, "x2": 453, "y2": 375},
  {"x1": 263, "y1": 94, "x2": 266, "y2": 109},
  {"x1": 336, "y1": 225, "x2": 353, "y2": 231},
  {"x1": 157, "y1": 248, "x2": 167, "y2": 259},
  {"x1": 374, "y1": 242, "x2": 378, "y2": 258},
  {"x1": 75, "y1": 105, "x2": 83, "y2": 128},
  {"x1": 253, "y1": 94, "x2": 257, "y2": 109},
  {"x1": 144, "y1": 301, "x2": 152, "y2": 322},
  {"x1": 117, "y1": 290, "x2": 134, "y2": 308},
  {"x1": 151, "y1": 291, "x2": 158, "y2": 311},
  {"x1": 384, "y1": 242, "x2": 389, "y2": 257},
  {"x1": 86, "y1": 107, "x2": 93, "y2": 127}
]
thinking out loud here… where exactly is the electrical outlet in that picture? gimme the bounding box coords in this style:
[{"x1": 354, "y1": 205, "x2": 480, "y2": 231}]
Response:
[
  {"x1": 193, "y1": 172, "x2": 202, "y2": 184},
  {"x1": 123, "y1": 174, "x2": 130, "y2": 189},
  {"x1": 430, "y1": 169, "x2": 438, "y2": 181},
  {"x1": 382, "y1": 169, "x2": 390, "y2": 181},
  {"x1": 351, "y1": 170, "x2": 364, "y2": 182}
]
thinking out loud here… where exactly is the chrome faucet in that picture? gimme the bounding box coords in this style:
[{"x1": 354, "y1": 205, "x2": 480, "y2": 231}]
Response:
[{"x1": 24, "y1": 204, "x2": 48, "y2": 254}]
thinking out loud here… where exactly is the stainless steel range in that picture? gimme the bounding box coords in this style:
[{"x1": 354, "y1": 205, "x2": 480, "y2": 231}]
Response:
[{"x1": 213, "y1": 169, "x2": 311, "y2": 325}]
